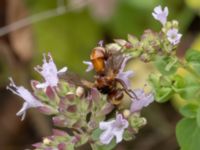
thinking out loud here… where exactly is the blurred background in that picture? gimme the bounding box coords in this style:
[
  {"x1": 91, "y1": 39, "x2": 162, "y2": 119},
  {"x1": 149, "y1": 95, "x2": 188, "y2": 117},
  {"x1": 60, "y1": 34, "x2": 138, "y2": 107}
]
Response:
[{"x1": 0, "y1": 0, "x2": 200, "y2": 149}]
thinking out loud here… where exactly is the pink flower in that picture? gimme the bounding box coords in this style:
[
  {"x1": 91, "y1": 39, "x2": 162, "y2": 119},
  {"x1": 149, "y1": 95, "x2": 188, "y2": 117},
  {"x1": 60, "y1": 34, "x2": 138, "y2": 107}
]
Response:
[
  {"x1": 34, "y1": 53, "x2": 67, "y2": 88},
  {"x1": 83, "y1": 61, "x2": 94, "y2": 72},
  {"x1": 99, "y1": 114, "x2": 128, "y2": 144},
  {"x1": 152, "y1": 5, "x2": 168, "y2": 26},
  {"x1": 130, "y1": 89, "x2": 154, "y2": 113},
  {"x1": 6, "y1": 77, "x2": 44, "y2": 120},
  {"x1": 167, "y1": 28, "x2": 182, "y2": 45}
]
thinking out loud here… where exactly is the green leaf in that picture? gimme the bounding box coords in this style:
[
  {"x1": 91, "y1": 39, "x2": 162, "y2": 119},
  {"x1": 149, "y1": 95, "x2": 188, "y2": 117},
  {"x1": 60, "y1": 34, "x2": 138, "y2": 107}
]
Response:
[
  {"x1": 178, "y1": 75, "x2": 200, "y2": 100},
  {"x1": 185, "y1": 49, "x2": 200, "y2": 63},
  {"x1": 91, "y1": 128, "x2": 102, "y2": 141},
  {"x1": 154, "y1": 56, "x2": 179, "y2": 75},
  {"x1": 148, "y1": 74, "x2": 174, "y2": 103},
  {"x1": 91, "y1": 139, "x2": 116, "y2": 150},
  {"x1": 123, "y1": 130, "x2": 134, "y2": 141},
  {"x1": 154, "y1": 87, "x2": 174, "y2": 103},
  {"x1": 185, "y1": 49, "x2": 200, "y2": 74},
  {"x1": 176, "y1": 118, "x2": 200, "y2": 150},
  {"x1": 171, "y1": 75, "x2": 185, "y2": 92},
  {"x1": 75, "y1": 134, "x2": 89, "y2": 147},
  {"x1": 180, "y1": 103, "x2": 198, "y2": 118}
]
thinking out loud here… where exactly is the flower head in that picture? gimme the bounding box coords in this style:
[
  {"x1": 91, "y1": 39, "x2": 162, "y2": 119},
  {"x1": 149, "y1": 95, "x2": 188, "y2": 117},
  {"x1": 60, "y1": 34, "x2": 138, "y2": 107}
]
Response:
[
  {"x1": 83, "y1": 61, "x2": 94, "y2": 72},
  {"x1": 6, "y1": 77, "x2": 44, "y2": 120},
  {"x1": 167, "y1": 28, "x2": 182, "y2": 45},
  {"x1": 152, "y1": 5, "x2": 168, "y2": 25},
  {"x1": 116, "y1": 56, "x2": 134, "y2": 88},
  {"x1": 99, "y1": 114, "x2": 128, "y2": 145},
  {"x1": 130, "y1": 89, "x2": 154, "y2": 113},
  {"x1": 34, "y1": 53, "x2": 67, "y2": 88}
]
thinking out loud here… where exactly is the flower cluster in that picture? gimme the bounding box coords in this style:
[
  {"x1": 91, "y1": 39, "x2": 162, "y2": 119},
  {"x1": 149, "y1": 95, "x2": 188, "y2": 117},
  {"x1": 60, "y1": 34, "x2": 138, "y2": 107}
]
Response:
[
  {"x1": 6, "y1": 4, "x2": 183, "y2": 150},
  {"x1": 105, "y1": 5, "x2": 182, "y2": 63},
  {"x1": 7, "y1": 49, "x2": 153, "y2": 149},
  {"x1": 152, "y1": 5, "x2": 182, "y2": 45}
]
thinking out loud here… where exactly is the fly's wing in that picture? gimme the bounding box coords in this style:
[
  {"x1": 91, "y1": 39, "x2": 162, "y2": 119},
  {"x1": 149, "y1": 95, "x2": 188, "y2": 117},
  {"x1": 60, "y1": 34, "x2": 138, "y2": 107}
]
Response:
[
  {"x1": 59, "y1": 71, "x2": 94, "y2": 89},
  {"x1": 106, "y1": 51, "x2": 125, "y2": 74}
]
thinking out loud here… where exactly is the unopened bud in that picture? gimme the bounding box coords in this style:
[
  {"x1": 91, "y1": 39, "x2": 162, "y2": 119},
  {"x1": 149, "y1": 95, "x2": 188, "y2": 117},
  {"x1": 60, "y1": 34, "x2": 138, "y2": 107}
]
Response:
[
  {"x1": 76, "y1": 86, "x2": 84, "y2": 97},
  {"x1": 43, "y1": 138, "x2": 51, "y2": 145},
  {"x1": 172, "y1": 20, "x2": 179, "y2": 27},
  {"x1": 166, "y1": 21, "x2": 172, "y2": 29},
  {"x1": 123, "y1": 109, "x2": 131, "y2": 118},
  {"x1": 114, "y1": 39, "x2": 127, "y2": 46},
  {"x1": 106, "y1": 43, "x2": 121, "y2": 51}
]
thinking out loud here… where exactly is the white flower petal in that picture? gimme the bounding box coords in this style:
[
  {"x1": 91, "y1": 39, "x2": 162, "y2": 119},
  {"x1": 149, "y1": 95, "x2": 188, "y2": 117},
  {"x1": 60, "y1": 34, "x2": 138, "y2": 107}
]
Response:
[
  {"x1": 154, "y1": 5, "x2": 162, "y2": 14},
  {"x1": 130, "y1": 89, "x2": 154, "y2": 112},
  {"x1": 167, "y1": 28, "x2": 182, "y2": 45},
  {"x1": 152, "y1": 5, "x2": 168, "y2": 25},
  {"x1": 16, "y1": 102, "x2": 30, "y2": 121},
  {"x1": 99, "y1": 114, "x2": 128, "y2": 145},
  {"x1": 35, "y1": 53, "x2": 67, "y2": 88},
  {"x1": 36, "y1": 83, "x2": 48, "y2": 89},
  {"x1": 7, "y1": 77, "x2": 44, "y2": 120},
  {"x1": 58, "y1": 67, "x2": 68, "y2": 74},
  {"x1": 83, "y1": 61, "x2": 94, "y2": 72},
  {"x1": 113, "y1": 130, "x2": 124, "y2": 143},
  {"x1": 100, "y1": 130, "x2": 114, "y2": 145},
  {"x1": 116, "y1": 70, "x2": 134, "y2": 88},
  {"x1": 99, "y1": 121, "x2": 114, "y2": 130},
  {"x1": 164, "y1": 7, "x2": 169, "y2": 16}
]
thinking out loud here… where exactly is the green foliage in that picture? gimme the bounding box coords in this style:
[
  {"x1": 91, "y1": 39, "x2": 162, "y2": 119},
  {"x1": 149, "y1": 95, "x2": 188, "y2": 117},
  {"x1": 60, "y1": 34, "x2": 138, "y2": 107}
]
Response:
[
  {"x1": 91, "y1": 128, "x2": 102, "y2": 141},
  {"x1": 148, "y1": 74, "x2": 174, "y2": 102},
  {"x1": 172, "y1": 75, "x2": 200, "y2": 100},
  {"x1": 180, "y1": 103, "x2": 198, "y2": 118},
  {"x1": 123, "y1": 130, "x2": 134, "y2": 141},
  {"x1": 151, "y1": 48, "x2": 200, "y2": 149},
  {"x1": 185, "y1": 49, "x2": 200, "y2": 74},
  {"x1": 154, "y1": 56, "x2": 179, "y2": 75},
  {"x1": 176, "y1": 118, "x2": 200, "y2": 150},
  {"x1": 91, "y1": 140, "x2": 116, "y2": 150}
]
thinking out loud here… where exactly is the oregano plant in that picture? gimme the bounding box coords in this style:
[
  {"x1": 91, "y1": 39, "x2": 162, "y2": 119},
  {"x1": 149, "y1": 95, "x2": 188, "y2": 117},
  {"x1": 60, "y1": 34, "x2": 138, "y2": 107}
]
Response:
[{"x1": 6, "y1": 5, "x2": 200, "y2": 150}]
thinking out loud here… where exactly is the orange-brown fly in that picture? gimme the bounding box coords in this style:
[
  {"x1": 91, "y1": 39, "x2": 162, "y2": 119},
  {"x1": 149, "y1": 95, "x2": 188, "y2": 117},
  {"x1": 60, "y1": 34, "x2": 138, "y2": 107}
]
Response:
[
  {"x1": 63, "y1": 41, "x2": 136, "y2": 105},
  {"x1": 89, "y1": 42, "x2": 136, "y2": 105}
]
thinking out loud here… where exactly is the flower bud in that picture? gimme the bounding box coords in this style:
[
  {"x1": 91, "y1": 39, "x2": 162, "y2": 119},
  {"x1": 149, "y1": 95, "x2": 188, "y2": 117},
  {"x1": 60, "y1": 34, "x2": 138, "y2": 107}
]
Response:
[
  {"x1": 53, "y1": 129, "x2": 68, "y2": 136},
  {"x1": 53, "y1": 116, "x2": 68, "y2": 127},
  {"x1": 106, "y1": 43, "x2": 121, "y2": 51},
  {"x1": 172, "y1": 20, "x2": 179, "y2": 27},
  {"x1": 123, "y1": 109, "x2": 131, "y2": 118},
  {"x1": 37, "y1": 105, "x2": 58, "y2": 115},
  {"x1": 76, "y1": 86, "x2": 84, "y2": 97},
  {"x1": 43, "y1": 138, "x2": 51, "y2": 145},
  {"x1": 46, "y1": 86, "x2": 55, "y2": 99},
  {"x1": 114, "y1": 39, "x2": 127, "y2": 46}
]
